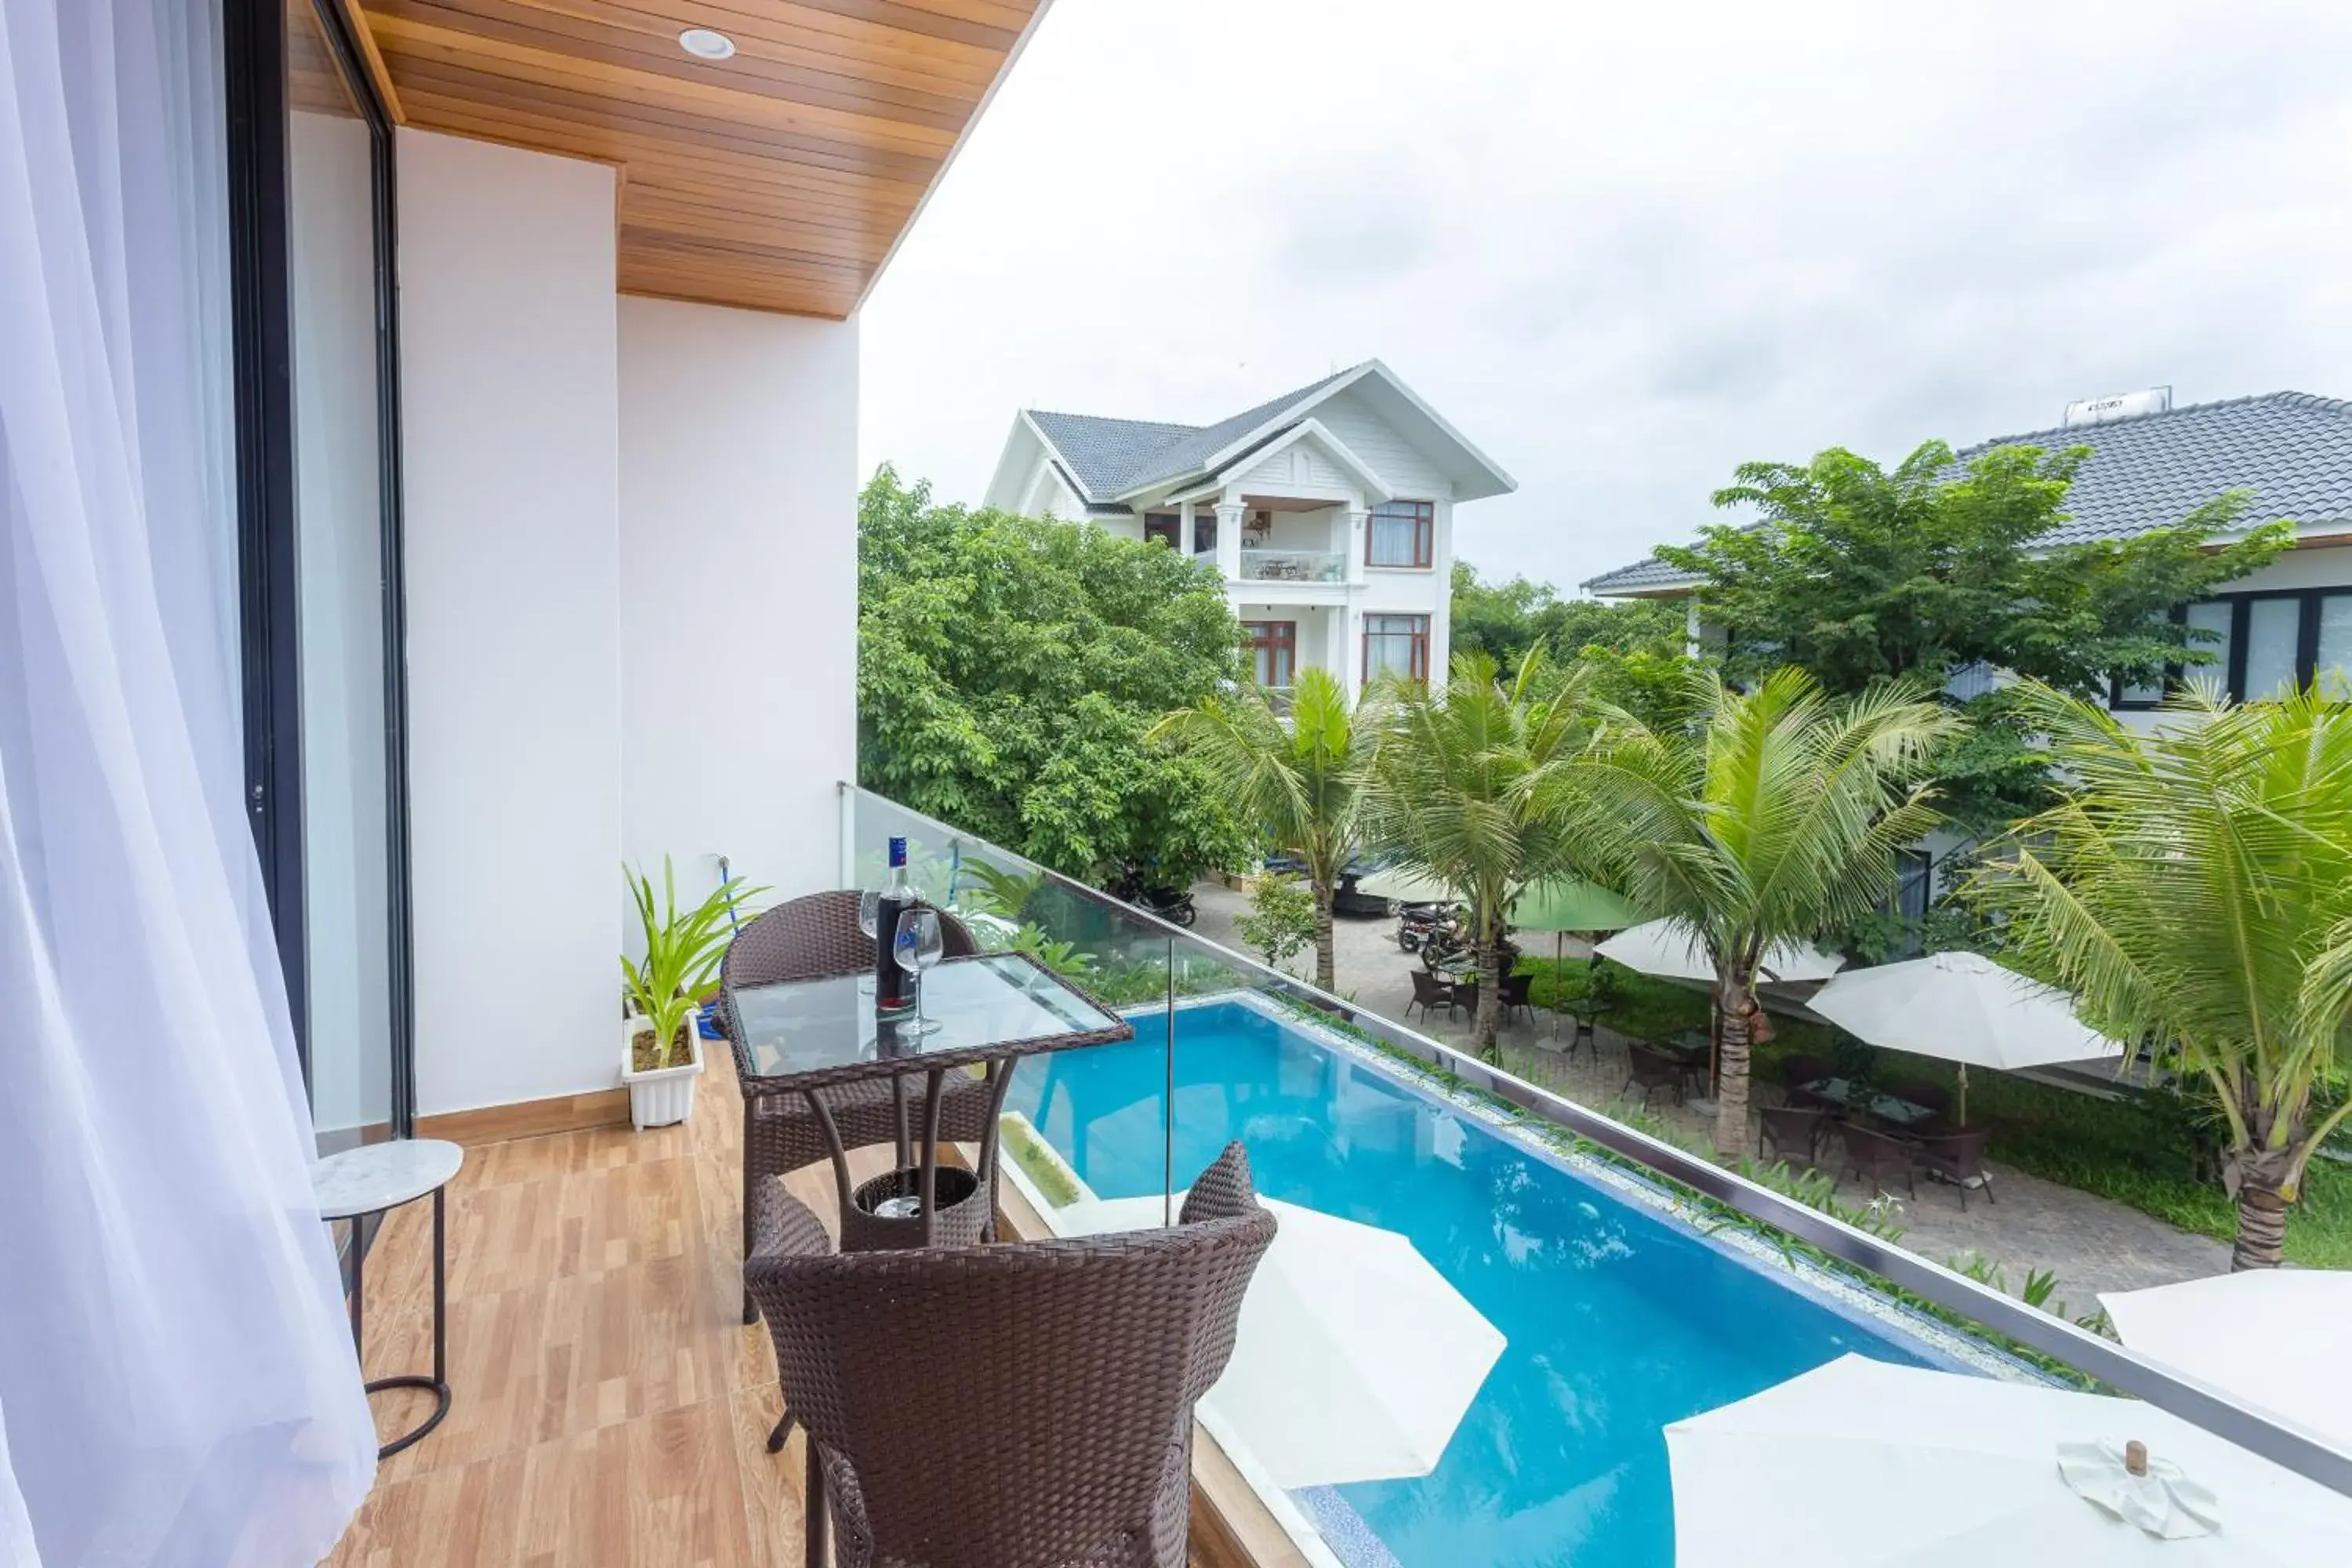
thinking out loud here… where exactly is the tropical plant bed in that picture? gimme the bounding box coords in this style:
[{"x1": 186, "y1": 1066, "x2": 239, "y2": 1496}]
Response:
[{"x1": 1518, "y1": 956, "x2": 2352, "y2": 1269}]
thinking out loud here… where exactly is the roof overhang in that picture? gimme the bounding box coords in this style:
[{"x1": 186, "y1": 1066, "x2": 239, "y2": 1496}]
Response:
[
  {"x1": 347, "y1": 0, "x2": 1054, "y2": 319},
  {"x1": 1111, "y1": 359, "x2": 1515, "y2": 504}
]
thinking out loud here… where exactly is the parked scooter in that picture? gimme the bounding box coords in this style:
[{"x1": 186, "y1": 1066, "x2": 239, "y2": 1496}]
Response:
[
  {"x1": 1396, "y1": 900, "x2": 1462, "y2": 953},
  {"x1": 1111, "y1": 866, "x2": 1197, "y2": 927}
]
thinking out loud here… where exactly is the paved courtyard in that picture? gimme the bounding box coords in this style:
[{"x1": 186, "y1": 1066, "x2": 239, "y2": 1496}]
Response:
[{"x1": 1189, "y1": 879, "x2": 2229, "y2": 1312}]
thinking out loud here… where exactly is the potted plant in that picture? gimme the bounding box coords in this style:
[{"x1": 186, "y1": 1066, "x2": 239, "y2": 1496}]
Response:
[{"x1": 620, "y1": 858, "x2": 760, "y2": 1129}]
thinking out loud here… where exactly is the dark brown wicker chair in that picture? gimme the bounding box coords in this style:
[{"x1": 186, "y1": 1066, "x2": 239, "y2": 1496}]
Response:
[
  {"x1": 1448, "y1": 976, "x2": 1478, "y2": 1022},
  {"x1": 1501, "y1": 971, "x2": 1536, "y2": 1026},
  {"x1": 721, "y1": 890, "x2": 989, "y2": 1322},
  {"x1": 1757, "y1": 1104, "x2": 1827, "y2": 1166},
  {"x1": 1837, "y1": 1120, "x2": 1917, "y2": 1198},
  {"x1": 1623, "y1": 1044, "x2": 1686, "y2": 1107},
  {"x1": 746, "y1": 1142, "x2": 1278, "y2": 1568},
  {"x1": 1914, "y1": 1126, "x2": 1996, "y2": 1209},
  {"x1": 1406, "y1": 968, "x2": 1450, "y2": 1025},
  {"x1": 1780, "y1": 1053, "x2": 1836, "y2": 1109}
]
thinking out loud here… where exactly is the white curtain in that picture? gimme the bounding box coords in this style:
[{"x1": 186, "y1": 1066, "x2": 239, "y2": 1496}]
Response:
[{"x1": 0, "y1": 0, "x2": 379, "y2": 1563}]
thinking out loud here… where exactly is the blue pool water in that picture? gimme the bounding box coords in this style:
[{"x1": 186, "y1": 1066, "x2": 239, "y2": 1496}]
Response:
[{"x1": 1007, "y1": 1000, "x2": 1950, "y2": 1568}]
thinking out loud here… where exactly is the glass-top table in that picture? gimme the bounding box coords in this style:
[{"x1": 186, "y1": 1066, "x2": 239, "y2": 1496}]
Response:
[
  {"x1": 727, "y1": 951, "x2": 1134, "y2": 1247},
  {"x1": 731, "y1": 950, "x2": 1131, "y2": 1087}
]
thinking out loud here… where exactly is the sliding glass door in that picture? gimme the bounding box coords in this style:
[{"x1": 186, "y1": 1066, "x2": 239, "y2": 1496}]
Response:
[{"x1": 232, "y1": 0, "x2": 412, "y2": 1152}]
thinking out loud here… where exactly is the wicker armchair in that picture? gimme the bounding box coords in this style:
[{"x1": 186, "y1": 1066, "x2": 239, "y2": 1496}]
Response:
[
  {"x1": 1837, "y1": 1121, "x2": 1917, "y2": 1199},
  {"x1": 1623, "y1": 1044, "x2": 1686, "y2": 1107},
  {"x1": 747, "y1": 1142, "x2": 1278, "y2": 1568},
  {"x1": 1914, "y1": 1126, "x2": 1995, "y2": 1209},
  {"x1": 720, "y1": 890, "x2": 990, "y2": 1322},
  {"x1": 1757, "y1": 1104, "x2": 1828, "y2": 1166}
]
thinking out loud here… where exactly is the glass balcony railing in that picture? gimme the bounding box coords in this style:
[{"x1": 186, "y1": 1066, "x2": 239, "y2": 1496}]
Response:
[
  {"x1": 1236, "y1": 548, "x2": 1345, "y2": 583},
  {"x1": 837, "y1": 783, "x2": 2352, "y2": 1565}
]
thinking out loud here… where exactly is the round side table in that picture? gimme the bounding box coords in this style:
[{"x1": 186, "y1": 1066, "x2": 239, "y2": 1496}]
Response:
[{"x1": 311, "y1": 1138, "x2": 465, "y2": 1458}]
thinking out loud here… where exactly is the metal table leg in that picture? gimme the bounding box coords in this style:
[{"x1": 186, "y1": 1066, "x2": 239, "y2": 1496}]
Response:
[{"x1": 361, "y1": 1185, "x2": 452, "y2": 1459}]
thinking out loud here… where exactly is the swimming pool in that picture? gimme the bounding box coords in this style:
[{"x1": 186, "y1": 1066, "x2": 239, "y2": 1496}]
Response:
[{"x1": 1006, "y1": 998, "x2": 1968, "y2": 1568}]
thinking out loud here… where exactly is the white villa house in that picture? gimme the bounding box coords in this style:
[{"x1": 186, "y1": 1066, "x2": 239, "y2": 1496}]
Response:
[
  {"x1": 1585, "y1": 390, "x2": 2352, "y2": 724},
  {"x1": 985, "y1": 361, "x2": 1515, "y2": 699}
]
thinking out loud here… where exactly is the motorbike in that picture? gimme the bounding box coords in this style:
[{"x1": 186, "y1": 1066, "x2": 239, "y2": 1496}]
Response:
[
  {"x1": 1110, "y1": 867, "x2": 1197, "y2": 927},
  {"x1": 1396, "y1": 900, "x2": 1463, "y2": 953}
]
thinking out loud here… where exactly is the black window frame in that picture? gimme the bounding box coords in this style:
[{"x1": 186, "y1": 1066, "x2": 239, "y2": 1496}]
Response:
[
  {"x1": 2113, "y1": 589, "x2": 2352, "y2": 708},
  {"x1": 1142, "y1": 514, "x2": 1181, "y2": 550},
  {"x1": 226, "y1": 0, "x2": 416, "y2": 1139}
]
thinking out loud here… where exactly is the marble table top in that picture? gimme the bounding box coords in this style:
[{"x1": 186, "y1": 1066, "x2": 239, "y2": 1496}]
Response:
[{"x1": 310, "y1": 1138, "x2": 464, "y2": 1220}]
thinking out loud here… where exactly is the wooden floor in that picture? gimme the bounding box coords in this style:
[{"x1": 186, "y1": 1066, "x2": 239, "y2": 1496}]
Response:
[
  {"x1": 328, "y1": 1043, "x2": 829, "y2": 1567},
  {"x1": 325, "y1": 1051, "x2": 1264, "y2": 1567}
]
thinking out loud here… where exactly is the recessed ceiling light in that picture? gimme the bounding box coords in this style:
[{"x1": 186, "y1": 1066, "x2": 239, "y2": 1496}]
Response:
[{"x1": 678, "y1": 27, "x2": 736, "y2": 61}]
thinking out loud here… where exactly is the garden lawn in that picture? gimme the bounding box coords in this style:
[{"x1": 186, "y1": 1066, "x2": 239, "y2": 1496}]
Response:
[{"x1": 1518, "y1": 956, "x2": 2352, "y2": 1269}]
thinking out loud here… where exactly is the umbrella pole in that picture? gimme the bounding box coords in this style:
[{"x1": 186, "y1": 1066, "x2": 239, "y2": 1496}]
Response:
[
  {"x1": 1554, "y1": 931, "x2": 1563, "y2": 1040},
  {"x1": 1958, "y1": 1063, "x2": 1969, "y2": 1127}
]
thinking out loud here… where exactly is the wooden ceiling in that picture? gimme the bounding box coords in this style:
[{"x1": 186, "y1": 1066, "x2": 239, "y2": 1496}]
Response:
[{"x1": 347, "y1": 0, "x2": 1049, "y2": 318}]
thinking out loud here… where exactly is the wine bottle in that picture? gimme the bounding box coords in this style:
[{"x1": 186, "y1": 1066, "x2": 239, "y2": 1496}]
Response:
[{"x1": 875, "y1": 837, "x2": 915, "y2": 1015}]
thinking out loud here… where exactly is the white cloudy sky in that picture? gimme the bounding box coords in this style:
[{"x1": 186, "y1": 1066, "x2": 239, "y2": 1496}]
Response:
[{"x1": 860, "y1": 0, "x2": 2352, "y2": 593}]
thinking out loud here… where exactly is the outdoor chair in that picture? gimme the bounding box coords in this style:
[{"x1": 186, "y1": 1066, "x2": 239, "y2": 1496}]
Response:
[
  {"x1": 746, "y1": 1142, "x2": 1277, "y2": 1568},
  {"x1": 1623, "y1": 1044, "x2": 1686, "y2": 1108},
  {"x1": 1448, "y1": 976, "x2": 1479, "y2": 1022},
  {"x1": 1757, "y1": 1105, "x2": 1828, "y2": 1167},
  {"x1": 1836, "y1": 1121, "x2": 1917, "y2": 1199},
  {"x1": 1406, "y1": 968, "x2": 1450, "y2": 1025},
  {"x1": 720, "y1": 890, "x2": 987, "y2": 1323},
  {"x1": 1501, "y1": 971, "x2": 1537, "y2": 1027},
  {"x1": 1779, "y1": 1053, "x2": 1836, "y2": 1109},
  {"x1": 1913, "y1": 1126, "x2": 1996, "y2": 1210}
]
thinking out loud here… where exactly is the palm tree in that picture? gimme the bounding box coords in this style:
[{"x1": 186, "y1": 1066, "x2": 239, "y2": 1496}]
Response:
[
  {"x1": 1149, "y1": 667, "x2": 1368, "y2": 992},
  {"x1": 1560, "y1": 667, "x2": 1955, "y2": 1158},
  {"x1": 1363, "y1": 649, "x2": 1595, "y2": 1061},
  {"x1": 1971, "y1": 684, "x2": 2352, "y2": 1270}
]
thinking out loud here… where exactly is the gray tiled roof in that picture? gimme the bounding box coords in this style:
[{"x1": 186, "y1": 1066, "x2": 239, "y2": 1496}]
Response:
[
  {"x1": 1028, "y1": 365, "x2": 1364, "y2": 503},
  {"x1": 1584, "y1": 391, "x2": 2352, "y2": 596}
]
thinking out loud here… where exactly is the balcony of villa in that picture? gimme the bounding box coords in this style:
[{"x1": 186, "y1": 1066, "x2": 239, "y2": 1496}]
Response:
[{"x1": 320, "y1": 788, "x2": 2352, "y2": 1566}]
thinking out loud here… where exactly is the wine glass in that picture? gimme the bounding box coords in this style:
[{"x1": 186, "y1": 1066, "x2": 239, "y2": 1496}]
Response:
[
  {"x1": 856, "y1": 889, "x2": 880, "y2": 994},
  {"x1": 894, "y1": 907, "x2": 945, "y2": 1035}
]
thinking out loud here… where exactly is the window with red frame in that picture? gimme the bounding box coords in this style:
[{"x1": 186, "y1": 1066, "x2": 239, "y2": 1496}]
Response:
[
  {"x1": 1363, "y1": 614, "x2": 1430, "y2": 684},
  {"x1": 1242, "y1": 620, "x2": 1297, "y2": 688},
  {"x1": 1367, "y1": 499, "x2": 1434, "y2": 568}
]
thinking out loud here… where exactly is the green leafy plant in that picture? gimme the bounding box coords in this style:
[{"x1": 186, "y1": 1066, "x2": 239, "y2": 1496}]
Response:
[
  {"x1": 1553, "y1": 666, "x2": 1957, "y2": 1156},
  {"x1": 1238, "y1": 874, "x2": 1318, "y2": 971},
  {"x1": 960, "y1": 860, "x2": 1046, "y2": 924},
  {"x1": 1150, "y1": 667, "x2": 1371, "y2": 992},
  {"x1": 621, "y1": 858, "x2": 762, "y2": 1070},
  {"x1": 1969, "y1": 682, "x2": 2352, "y2": 1269}
]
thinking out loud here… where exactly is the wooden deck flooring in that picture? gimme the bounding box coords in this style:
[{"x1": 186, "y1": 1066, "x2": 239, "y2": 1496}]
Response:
[{"x1": 324, "y1": 1049, "x2": 1269, "y2": 1566}]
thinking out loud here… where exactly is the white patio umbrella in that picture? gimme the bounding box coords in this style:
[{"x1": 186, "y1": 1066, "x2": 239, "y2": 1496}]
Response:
[
  {"x1": 1594, "y1": 918, "x2": 1846, "y2": 985},
  {"x1": 1054, "y1": 1193, "x2": 1505, "y2": 1488},
  {"x1": 1806, "y1": 949, "x2": 2125, "y2": 1122},
  {"x1": 2100, "y1": 1272, "x2": 2352, "y2": 1456},
  {"x1": 1668, "y1": 1353, "x2": 2352, "y2": 1566}
]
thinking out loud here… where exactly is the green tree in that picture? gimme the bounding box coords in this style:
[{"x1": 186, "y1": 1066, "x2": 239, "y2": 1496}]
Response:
[
  {"x1": 1149, "y1": 668, "x2": 1370, "y2": 992},
  {"x1": 1561, "y1": 668, "x2": 1957, "y2": 1157},
  {"x1": 1970, "y1": 684, "x2": 2352, "y2": 1270},
  {"x1": 1658, "y1": 441, "x2": 2288, "y2": 699},
  {"x1": 858, "y1": 467, "x2": 1247, "y2": 883},
  {"x1": 1239, "y1": 874, "x2": 1319, "y2": 971},
  {"x1": 1365, "y1": 650, "x2": 1595, "y2": 1061},
  {"x1": 1450, "y1": 561, "x2": 1685, "y2": 670}
]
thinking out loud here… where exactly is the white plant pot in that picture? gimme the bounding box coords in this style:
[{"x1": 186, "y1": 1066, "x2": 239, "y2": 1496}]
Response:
[{"x1": 621, "y1": 1013, "x2": 704, "y2": 1130}]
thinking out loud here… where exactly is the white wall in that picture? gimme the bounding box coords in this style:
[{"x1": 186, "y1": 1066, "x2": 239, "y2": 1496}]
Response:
[
  {"x1": 618, "y1": 296, "x2": 858, "y2": 918},
  {"x1": 397, "y1": 129, "x2": 622, "y2": 1117}
]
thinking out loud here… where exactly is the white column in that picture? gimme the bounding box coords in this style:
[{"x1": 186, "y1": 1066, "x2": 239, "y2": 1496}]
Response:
[
  {"x1": 1215, "y1": 496, "x2": 1246, "y2": 583},
  {"x1": 1341, "y1": 506, "x2": 1368, "y2": 586},
  {"x1": 1686, "y1": 597, "x2": 1703, "y2": 659},
  {"x1": 1330, "y1": 608, "x2": 1360, "y2": 703},
  {"x1": 1178, "y1": 497, "x2": 1196, "y2": 558},
  {"x1": 1429, "y1": 498, "x2": 1455, "y2": 680}
]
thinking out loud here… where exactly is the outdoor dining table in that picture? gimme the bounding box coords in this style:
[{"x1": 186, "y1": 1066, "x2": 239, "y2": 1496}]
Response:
[
  {"x1": 1797, "y1": 1076, "x2": 1937, "y2": 1131},
  {"x1": 728, "y1": 950, "x2": 1133, "y2": 1246}
]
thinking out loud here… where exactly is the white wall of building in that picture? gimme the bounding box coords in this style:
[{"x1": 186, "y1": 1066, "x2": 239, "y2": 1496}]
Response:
[
  {"x1": 397, "y1": 129, "x2": 622, "y2": 1118},
  {"x1": 617, "y1": 296, "x2": 858, "y2": 921}
]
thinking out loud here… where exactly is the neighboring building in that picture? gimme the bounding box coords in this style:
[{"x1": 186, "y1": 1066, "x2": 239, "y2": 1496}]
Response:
[
  {"x1": 984, "y1": 361, "x2": 1515, "y2": 699},
  {"x1": 1584, "y1": 390, "x2": 2352, "y2": 722}
]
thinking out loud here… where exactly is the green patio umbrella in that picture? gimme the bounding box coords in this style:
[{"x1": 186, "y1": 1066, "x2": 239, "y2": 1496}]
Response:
[{"x1": 1508, "y1": 879, "x2": 1642, "y2": 1037}]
